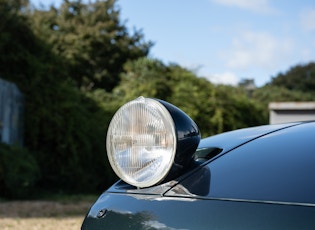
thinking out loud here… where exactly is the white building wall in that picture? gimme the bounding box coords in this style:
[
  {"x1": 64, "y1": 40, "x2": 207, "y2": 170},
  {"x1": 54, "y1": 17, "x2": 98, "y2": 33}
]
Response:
[{"x1": 269, "y1": 102, "x2": 315, "y2": 124}]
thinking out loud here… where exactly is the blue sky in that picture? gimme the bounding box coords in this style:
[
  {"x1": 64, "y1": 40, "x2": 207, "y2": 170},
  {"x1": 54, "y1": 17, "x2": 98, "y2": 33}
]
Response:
[{"x1": 30, "y1": 0, "x2": 315, "y2": 87}]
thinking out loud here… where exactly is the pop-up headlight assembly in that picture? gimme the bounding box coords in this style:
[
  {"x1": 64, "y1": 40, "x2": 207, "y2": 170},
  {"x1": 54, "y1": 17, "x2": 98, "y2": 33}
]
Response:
[{"x1": 106, "y1": 97, "x2": 201, "y2": 188}]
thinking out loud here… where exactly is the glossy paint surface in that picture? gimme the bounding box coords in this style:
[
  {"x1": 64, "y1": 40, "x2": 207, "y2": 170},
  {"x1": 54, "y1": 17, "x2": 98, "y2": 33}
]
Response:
[
  {"x1": 82, "y1": 193, "x2": 315, "y2": 229},
  {"x1": 172, "y1": 122, "x2": 315, "y2": 204},
  {"x1": 82, "y1": 122, "x2": 315, "y2": 229}
]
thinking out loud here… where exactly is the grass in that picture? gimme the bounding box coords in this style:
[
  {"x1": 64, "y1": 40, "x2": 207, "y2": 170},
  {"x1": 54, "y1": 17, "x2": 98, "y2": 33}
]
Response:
[
  {"x1": 0, "y1": 217, "x2": 84, "y2": 230},
  {"x1": 0, "y1": 194, "x2": 98, "y2": 230}
]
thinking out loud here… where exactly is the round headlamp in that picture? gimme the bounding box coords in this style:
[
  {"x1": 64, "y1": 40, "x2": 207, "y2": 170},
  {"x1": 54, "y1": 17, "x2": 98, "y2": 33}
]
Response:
[{"x1": 106, "y1": 97, "x2": 200, "y2": 188}]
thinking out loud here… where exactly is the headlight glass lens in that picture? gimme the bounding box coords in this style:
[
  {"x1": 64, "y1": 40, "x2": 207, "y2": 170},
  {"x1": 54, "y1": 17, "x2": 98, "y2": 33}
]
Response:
[{"x1": 106, "y1": 97, "x2": 176, "y2": 188}]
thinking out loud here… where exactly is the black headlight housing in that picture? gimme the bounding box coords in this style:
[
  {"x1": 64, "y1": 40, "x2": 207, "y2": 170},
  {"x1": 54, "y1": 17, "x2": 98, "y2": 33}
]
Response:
[{"x1": 106, "y1": 97, "x2": 201, "y2": 188}]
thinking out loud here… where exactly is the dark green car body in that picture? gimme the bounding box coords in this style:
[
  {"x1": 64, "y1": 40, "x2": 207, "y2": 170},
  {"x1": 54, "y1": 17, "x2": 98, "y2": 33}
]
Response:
[{"x1": 82, "y1": 122, "x2": 315, "y2": 229}]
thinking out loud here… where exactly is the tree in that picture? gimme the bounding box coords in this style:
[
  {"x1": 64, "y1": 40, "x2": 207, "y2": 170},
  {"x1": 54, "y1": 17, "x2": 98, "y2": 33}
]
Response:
[
  {"x1": 269, "y1": 62, "x2": 315, "y2": 93},
  {"x1": 112, "y1": 57, "x2": 172, "y2": 102},
  {"x1": 0, "y1": 0, "x2": 29, "y2": 13},
  {"x1": 253, "y1": 63, "x2": 315, "y2": 121},
  {"x1": 30, "y1": 0, "x2": 152, "y2": 91},
  {"x1": 0, "y1": 2, "x2": 116, "y2": 194},
  {"x1": 110, "y1": 58, "x2": 266, "y2": 137},
  {"x1": 252, "y1": 85, "x2": 314, "y2": 122}
]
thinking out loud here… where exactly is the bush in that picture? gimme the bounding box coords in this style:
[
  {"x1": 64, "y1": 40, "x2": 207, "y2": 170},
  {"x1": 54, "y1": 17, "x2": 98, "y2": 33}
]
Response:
[{"x1": 0, "y1": 143, "x2": 40, "y2": 199}]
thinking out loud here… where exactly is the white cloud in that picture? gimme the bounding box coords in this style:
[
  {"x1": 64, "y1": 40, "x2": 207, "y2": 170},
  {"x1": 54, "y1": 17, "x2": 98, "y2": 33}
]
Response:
[
  {"x1": 222, "y1": 31, "x2": 293, "y2": 70},
  {"x1": 206, "y1": 72, "x2": 239, "y2": 85},
  {"x1": 210, "y1": 0, "x2": 275, "y2": 13},
  {"x1": 300, "y1": 8, "x2": 315, "y2": 31}
]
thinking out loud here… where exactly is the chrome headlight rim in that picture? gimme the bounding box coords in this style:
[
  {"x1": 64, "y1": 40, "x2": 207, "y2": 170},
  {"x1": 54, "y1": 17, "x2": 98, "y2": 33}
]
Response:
[{"x1": 106, "y1": 97, "x2": 177, "y2": 188}]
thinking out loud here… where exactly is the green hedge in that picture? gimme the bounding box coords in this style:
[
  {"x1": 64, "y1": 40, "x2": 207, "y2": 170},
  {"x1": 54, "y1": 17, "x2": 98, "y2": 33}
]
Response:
[{"x1": 0, "y1": 143, "x2": 40, "y2": 199}]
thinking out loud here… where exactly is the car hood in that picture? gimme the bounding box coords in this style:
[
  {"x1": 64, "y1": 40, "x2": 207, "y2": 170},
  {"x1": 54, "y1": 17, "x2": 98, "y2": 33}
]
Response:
[{"x1": 106, "y1": 122, "x2": 300, "y2": 196}]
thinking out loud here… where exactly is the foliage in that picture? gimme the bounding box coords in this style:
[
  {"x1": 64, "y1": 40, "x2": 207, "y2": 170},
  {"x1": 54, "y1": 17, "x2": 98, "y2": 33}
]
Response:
[
  {"x1": 213, "y1": 85, "x2": 267, "y2": 132},
  {"x1": 29, "y1": 0, "x2": 152, "y2": 91},
  {"x1": 28, "y1": 85, "x2": 114, "y2": 193},
  {"x1": 0, "y1": 143, "x2": 40, "y2": 199},
  {"x1": 0, "y1": 0, "x2": 116, "y2": 195},
  {"x1": 269, "y1": 62, "x2": 315, "y2": 93},
  {"x1": 111, "y1": 58, "x2": 266, "y2": 137},
  {"x1": 113, "y1": 57, "x2": 172, "y2": 102},
  {"x1": 0, "y1": 0, "x2": 29, "y2": 14},
  {"x1": 253, "y1": 85, "x2": 315, "y2": 104},
  {"x1": 1, "y1": 0, "x2": 315, "y2": 199},
  {"x1": 252, "y1": 85, "x2": 315, "y2": 121}
]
